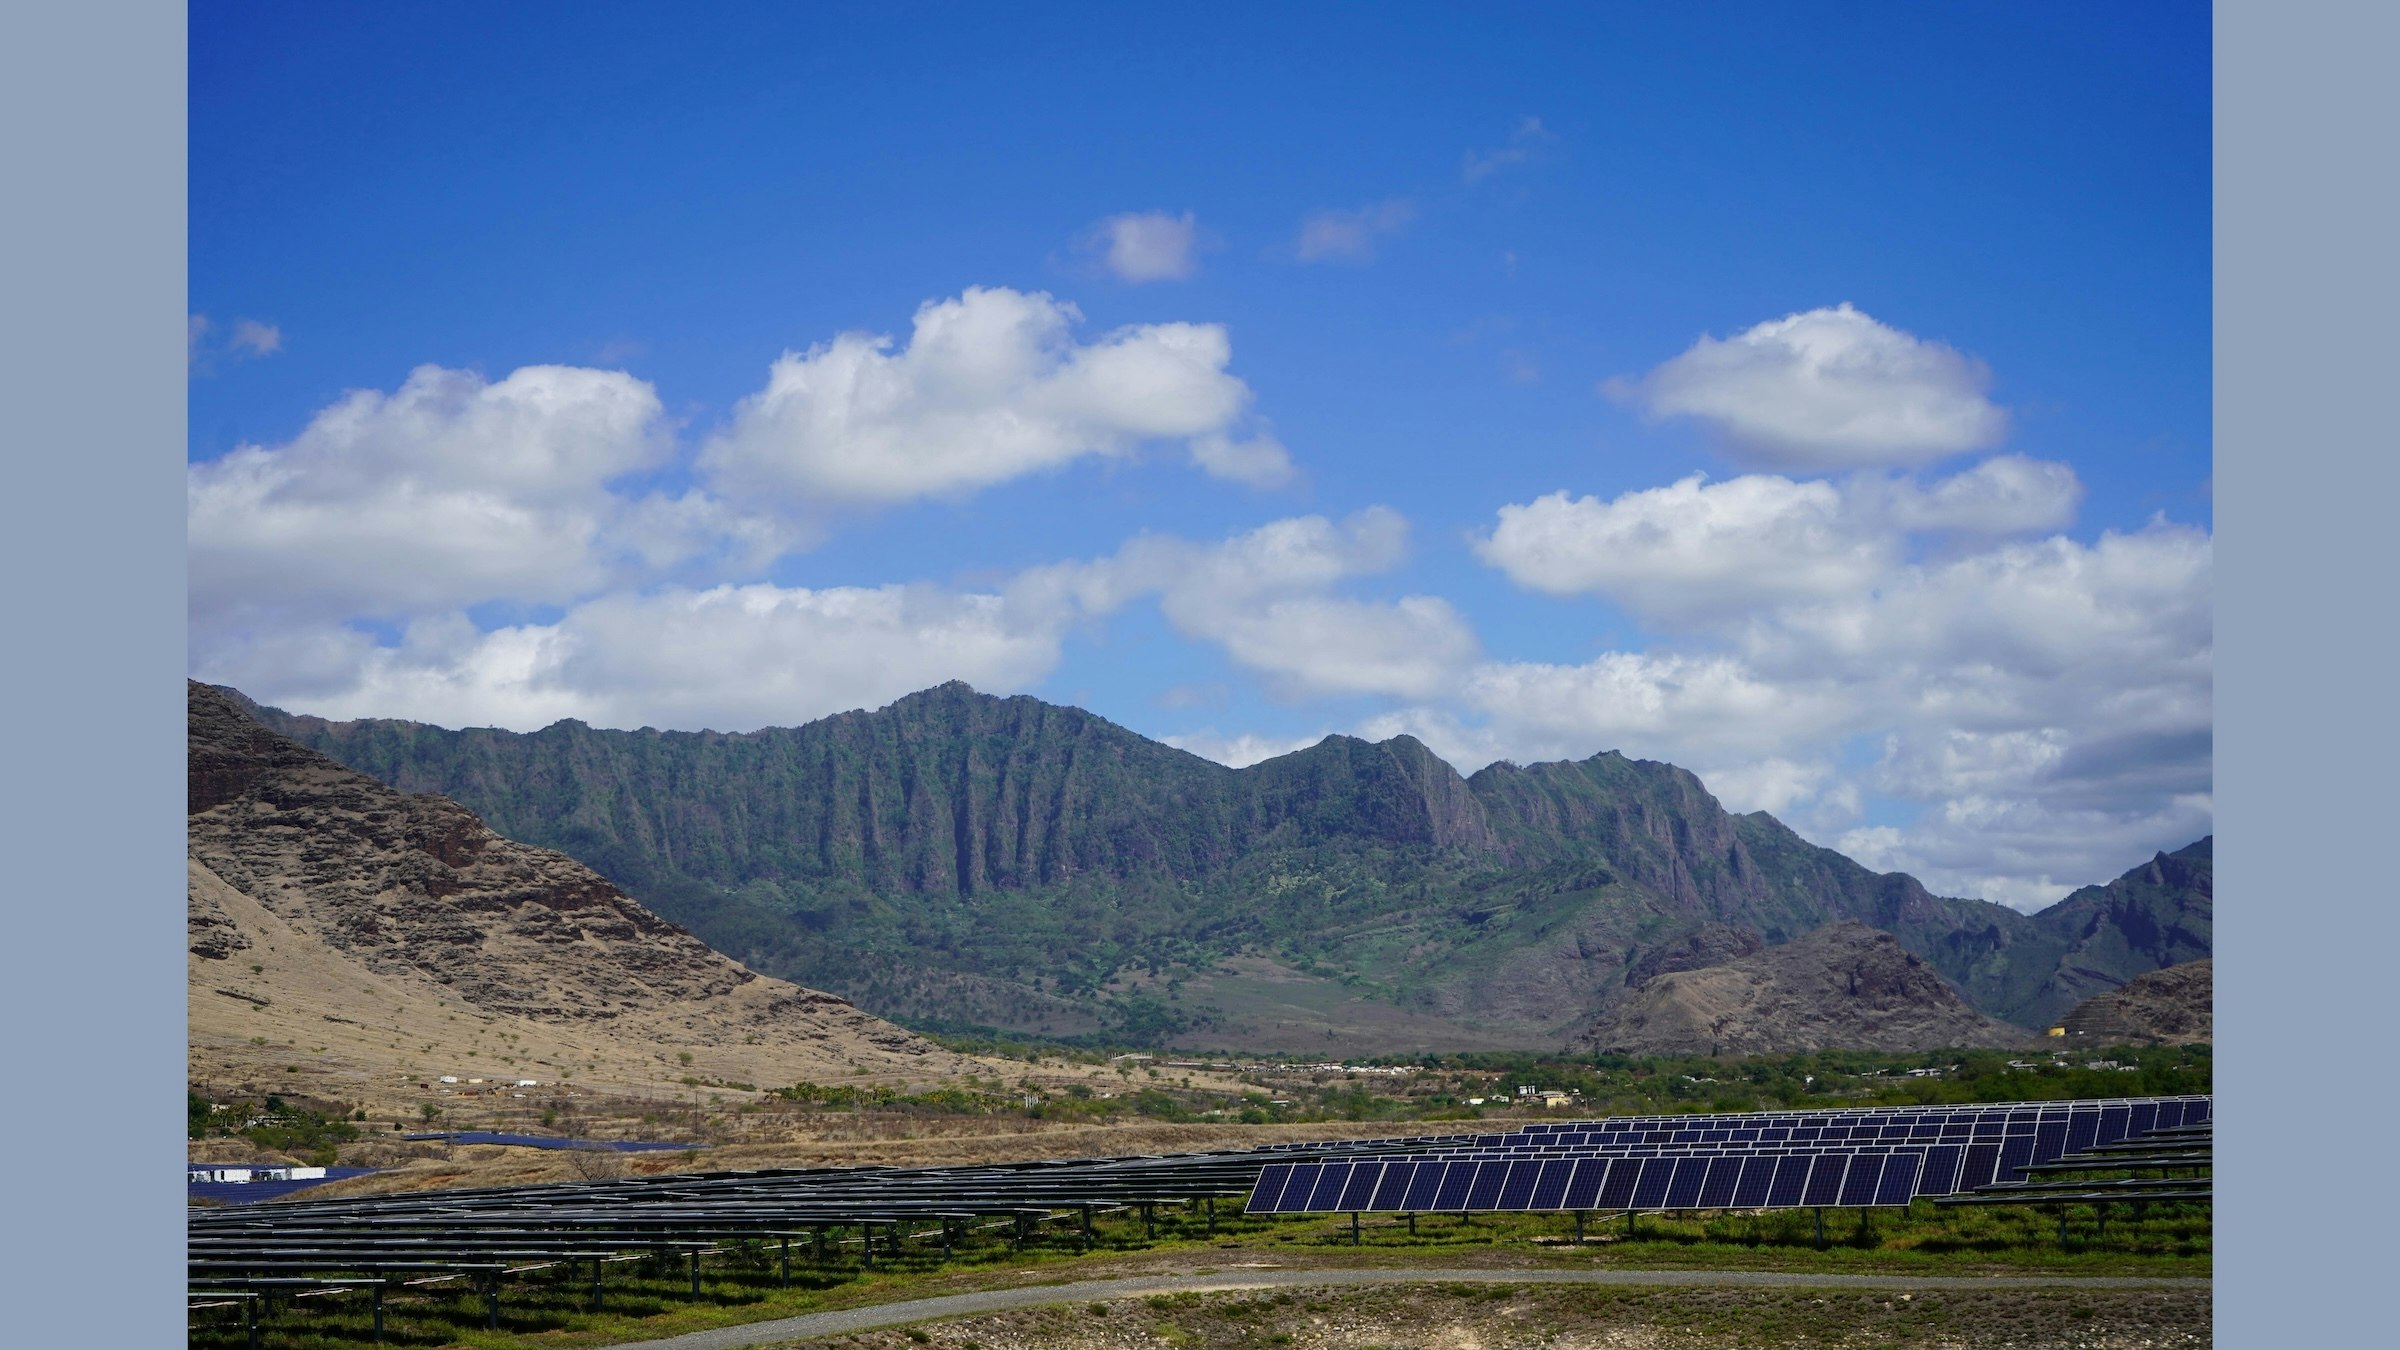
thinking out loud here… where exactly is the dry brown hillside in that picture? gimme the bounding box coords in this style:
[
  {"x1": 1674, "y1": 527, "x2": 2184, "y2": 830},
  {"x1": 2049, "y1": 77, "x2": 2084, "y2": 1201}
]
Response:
[
  {"x1": 1568, "y1": 921, "x2": 2031, "y2": 1056},
  {"x1": 186, "y1": 681, "x2": 991, "y2": 1129},
  {"x1": 2059, "y1": 959, "x2": 2212, "y2": 1045}
]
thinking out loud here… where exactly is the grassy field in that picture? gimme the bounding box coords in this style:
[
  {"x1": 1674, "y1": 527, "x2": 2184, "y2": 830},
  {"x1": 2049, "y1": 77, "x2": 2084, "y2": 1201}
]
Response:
[{"x1": 186, "y1": 1196, "x2": 2208, "y2": 1349}]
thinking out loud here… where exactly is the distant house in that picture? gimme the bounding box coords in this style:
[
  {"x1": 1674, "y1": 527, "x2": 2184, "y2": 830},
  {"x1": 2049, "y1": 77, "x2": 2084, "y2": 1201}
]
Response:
[{"x1": 187, "y1": 1165, "x2": 327, "y2": 1184}]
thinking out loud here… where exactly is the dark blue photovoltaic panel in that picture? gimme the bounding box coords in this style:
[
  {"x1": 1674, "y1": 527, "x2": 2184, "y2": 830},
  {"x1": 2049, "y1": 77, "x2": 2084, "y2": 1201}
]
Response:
[
  {"x1": 1732, "y1": 1156, "x2": 1777, "y2": 1208},
  {"x1": 1246, "y1": 1163, "x2": 1293, "y2": 1214},
  {"x1": 1839, "y1": 1155, "x2": 1884, "y2": 1207},
  {"x1": 1699, "y1": 1157, "x2": 1743, "y2": 1209},
  {"x1": 2127, "y1": 1102, "x2": 2159, "y2": 1137},
  {"x1": 1496, "y1": 1161, "x2": 1542, "y2": 1210},
  {"x1": 1562, "y1": 1158, "x2": 1609, "y2": 1210},
  {"x1": 1530, "y1": 1160, "x2": 1574, "y2": 1211},
  {"x1": 1434, "y1": 1162, "x2": 1477, "y2": 1211},
  {"x1": 1876, "y1": 1155, "x2": 1922, "y2": 1207},
  {"x1": 1258, "y1": 1163, "x2": 1312, "y2": 1213},
  {"x1": 1630, "y1": 1157, "x2": 1676, "y2": 1210},
  {"x1": 1248, "y1": 1157, "x2": 1305, "y2": 1210},
  {"x1": 1664, "y1": 1157, "x2": 1709, "y2": 1209},
  {"x1": 1368, "y1": 1161, "x2": 1417, "y2": 1212},
  {"x1": 2065, "y1": 1112, "x2": 2099, "y2": 1155},
  {"x1": 1465, "y1": 1161, "x2": 1511, "y2": 1211},
  {"x1": 2034, "y1": 1120, "x2": 2069, "y2": 1167},
  {"x1": 1961, "y1": 1142, "x2": 2001, "y2": 1190},
  {"x1": 2097, "y1": 1105, "x2": 2131, "y2": 1147},
  {"x1": 1298, "y1": 1163, "x2": 1351, "y2": 1212},
  {"x1": 1292, "y1": 1162, "x2": 1338, "y2": 1210},
  {"x1": 1403, "y1": 1162, "x2": 1449, "y2": 1212},
  {"x1": 1996, "y1": 1136, "x2": 2037, "y2": 1184},
  {"x1": 1802, "y1": 1156, "x2": 1848, "y2": 1207},
  {"x1": 1919, "y1": 1145, "x2": 1962, "y2": 1196},
  {"x1": 1336, "y1": 1162, "x2": 1383, "y2": 1212},
  {"x1": 1768, "y1": 1156, "x2": 1812, "y2": 1207}
]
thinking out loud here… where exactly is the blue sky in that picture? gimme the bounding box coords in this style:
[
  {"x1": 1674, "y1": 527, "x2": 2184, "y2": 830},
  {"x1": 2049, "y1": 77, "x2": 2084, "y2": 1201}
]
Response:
[{"x1": 188, "y1": 2, "x2": 2212, "y2": 909}]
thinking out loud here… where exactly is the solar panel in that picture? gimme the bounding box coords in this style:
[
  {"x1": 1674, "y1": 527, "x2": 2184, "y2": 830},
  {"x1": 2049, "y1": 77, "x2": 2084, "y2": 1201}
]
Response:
[
  {"x1": 1496, "y1": 1161, "x2": 1542, "y2": 1210},
  {"x1": 1335, "y1": 1162, "x2": 1383, "y2": 1212},
  {"x1": 1801, "y1": 1156, "x2": 1849, "y2": 1207},
  {"x1": 1839, "y1": 1155, "x2": 1885, "y2": 1207},
  {"x1": 1368, "y1": 1161, "x2": 1417, "y2": 1211},
  {"x1": 1528, "y1": 1160, "x2": 1573, "y2": 1211},
  {"x1": 1402, "y1": 1161, "x2": 1450, "y2": 1212},
  {"x1": 1664, "y1": 1157, "x2": 1710, "y2": 1209},
  {"x1": 1698, "y1": 1156, "x2": 1744, "y2": 1209},
  {"x1": 1464, "y1": 1161, "x2": 1511, "y2": 1211},
  {"x1": 1875, "y1": 1155, "x2": 1922, "y2": 1207}
]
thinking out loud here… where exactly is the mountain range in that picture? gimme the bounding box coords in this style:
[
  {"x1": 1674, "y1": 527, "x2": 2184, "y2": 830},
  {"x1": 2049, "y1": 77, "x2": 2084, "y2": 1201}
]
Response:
[
  {"x1": 188, "y1": 681, "x2": 964, "y2": 1121},
  {"x1": 228, "y1": 681, "x2": 2211, "y2": 1052}
]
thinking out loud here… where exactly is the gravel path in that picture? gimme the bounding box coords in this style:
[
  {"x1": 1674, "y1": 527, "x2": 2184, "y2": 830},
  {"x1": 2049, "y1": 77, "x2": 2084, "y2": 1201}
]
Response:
[{"x1": 605, "y1": 1267, "x2": 2212, "y2": 1350}]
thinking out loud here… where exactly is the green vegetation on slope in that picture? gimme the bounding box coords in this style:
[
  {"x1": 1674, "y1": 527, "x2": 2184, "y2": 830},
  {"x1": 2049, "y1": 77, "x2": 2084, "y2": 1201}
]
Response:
[{"x1": 230, "y1": 682, "x2": 2210, "y2": 1048}]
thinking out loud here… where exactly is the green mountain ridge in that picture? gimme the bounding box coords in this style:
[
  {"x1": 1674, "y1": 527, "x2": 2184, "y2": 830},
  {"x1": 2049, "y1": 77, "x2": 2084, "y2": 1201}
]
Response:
[{"x1": 221, "y1": 681, "x2": 2210, "y2": 1049}]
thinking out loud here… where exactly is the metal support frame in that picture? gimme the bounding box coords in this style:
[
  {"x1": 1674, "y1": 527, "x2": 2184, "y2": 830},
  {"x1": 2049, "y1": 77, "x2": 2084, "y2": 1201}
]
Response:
[
  {"x1": 1351, "y1": 1211, "x2": 1361, "y2": 1245},
  {"x1": 1207, "y1": 1196, "x2": 1216, "y2": 1237},
  {"x1": 1081, "y1": 1204, "x2": 1093, "y2": 1252},
  {"x1": 591, "y1": 1257, "x2": 603, "y2": 1312},
  {"x1": 780, "y1": 1234, "x2": 791, "y2": 1287},
  {"x1": 1813, "y1": 1208, "x2": 1825, "y2": 1249},
  {"x1": 688, "y1": 1248, "x2": 701, "y2": 1300},
  {"x1": 1573, "y1": 1211, "x2": 1584, "y2": 1243},
  {"x1": 372, "y1": 1283, "x2": 385, "y2": 1343},
  {"x1": 484, "y1": 1273, "x2": 499, "y2": 1330},
  {"x1": 244, "y1": 1295, "x2": 258, "y2": 1350}
]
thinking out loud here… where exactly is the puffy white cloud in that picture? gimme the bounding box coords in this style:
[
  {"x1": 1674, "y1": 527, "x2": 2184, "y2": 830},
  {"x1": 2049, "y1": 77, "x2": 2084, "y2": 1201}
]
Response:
[
  {"x1": 1477, "y1": 474, "x2": 1891, "y2": 619},
  {"x1": 1393, "y1": 513, "x2": 2211, "y2": 910},
  {"x1": 1475, "y1": 457, "x2": 2086, "y2": 623},
  {"x1": 1295, "y1": 199, "x2": 1414, "y2": 264},
  {"x1": 188, "y1": 363, "x2": 678, "y2": 627},
  {"x1": 198, "y1": 580, "x2": 1080, "y2": 734},
  {"x1": 1029, "y1": 508, "x2": 1479, "y2": 700},
  {"x1": 1872, "y1": 453, "x2": 2082, "y2": 535},
  {"x1": 1607, "y1": 303, "x2": 2007, "y2": 469},
  {"x1": 699, "y1": 287, "x2": 1257, "y2": 506},
  {"x1": 1083, "y1": 210, "x2": 1203, "y2": 283},
  {"x1": 1189, "y1": 431, "x2": 1297, "y2": 488}
]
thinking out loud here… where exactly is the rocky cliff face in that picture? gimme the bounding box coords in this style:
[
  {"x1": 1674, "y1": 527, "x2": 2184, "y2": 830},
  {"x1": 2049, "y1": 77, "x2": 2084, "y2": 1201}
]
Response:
[
  {"x1": 1568, "y1": 921, "x2": 2032, "y2": 1057},
  {"x1": 187, "y1": 680, "x2": 939, "y2": 1079},
  {"x1": 2058, "y1": 959, "x2": 2212, "y2": 1045}
]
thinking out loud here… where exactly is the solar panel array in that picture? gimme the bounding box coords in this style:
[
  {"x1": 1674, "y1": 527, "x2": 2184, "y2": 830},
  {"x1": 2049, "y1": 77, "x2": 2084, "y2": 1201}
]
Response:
[{"x1": 1245, "y1": 1095, "x2": 2209, "y2": 1215}]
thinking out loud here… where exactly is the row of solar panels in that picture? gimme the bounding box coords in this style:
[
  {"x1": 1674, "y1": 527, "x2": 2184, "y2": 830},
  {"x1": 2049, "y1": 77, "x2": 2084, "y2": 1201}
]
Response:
[
  {"x1": 1252, "y1": 1150, "x2": 1929, "y2": 1214},
  {"x1": 1245, "y1": 1095, "x2": 2211, "y2": 1214}
]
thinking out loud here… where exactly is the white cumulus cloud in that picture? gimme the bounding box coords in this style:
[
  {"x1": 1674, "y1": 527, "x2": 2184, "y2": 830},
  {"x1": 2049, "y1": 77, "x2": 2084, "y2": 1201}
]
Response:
[
  {"x1": 188, "y1": 363, "x2": 679, "y2": 629},
  {"x1": 1083, "y1": 210, "x2": 1204, "y2": 283},
  {"x1": 1477, "y1": 473, "x2": 1892, "y2": 620},
  {"x1": 699, "y1": 286, "x2": 1258, "y2": 507},
  {"x1": 1607, "y1": 303, "x2": 2007, "y2": 469},
  {"x1": 197, "y1": 580, "x2": 1081, "y2": 735}
]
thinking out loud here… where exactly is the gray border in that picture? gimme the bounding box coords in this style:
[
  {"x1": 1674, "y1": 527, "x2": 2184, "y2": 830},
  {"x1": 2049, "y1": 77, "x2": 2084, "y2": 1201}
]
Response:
[
  {"x1": 2217, "y1": 0, "x2": 2397, "y2": 1340},
  {"x1": 0, "y1": 0, "x2": 185, "y2": 1342}
]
